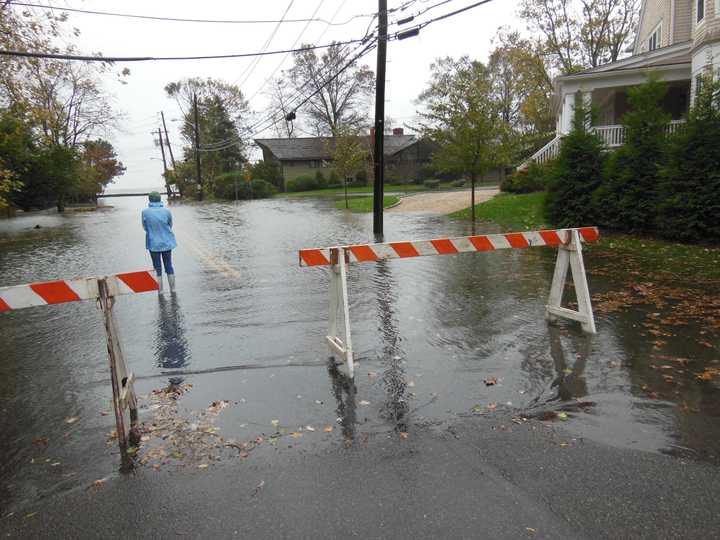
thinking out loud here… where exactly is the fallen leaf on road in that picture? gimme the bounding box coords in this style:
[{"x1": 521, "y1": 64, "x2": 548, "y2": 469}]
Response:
[
  {"x1": 359, "y1": 400, "x2": 370, "y2": 406},
  {"x1": 64, "y1": 416, "x2": 79, "y2": 424},
  {"x1": 323, "y1": 426, "x2": 333, "y2": 433},
  {"x1": 487, "y1": 403, "x2": 497, "y2": 411},
  {"x1": 526, "y1": 527, "x2": 537, "y2": 534},
  {"x1": 198, "y1": 463, "x2": 208, "y2": 469},
  {"x1": 252, "y1": 480, "x2": 265, "y2": 497},
  {"x1": 484, "y1": 378, "x2": 497, "y2": 386},
  {"x1": 557, "y1": 412, "x2": 568, "y2": 421},
  {"x1": 24, "y1": 512, "x2": 36, "y2": 519},
  {"x1": 91, "y1": 478, "x2": 107, "y2": 489},
  {"x1": 32, "y1": 437, "x2": 48, "y2": 447},
  {"x1": 271, "y1": 419, "x2": 279, "y2": 427},
  {"x1": 399, "y1": 432, "x2": 409, "y2": 439},
  {"x1": 290, "y1": 432, "x2": 302, "y2": 439},
  {"x1": 305, "y1": 426, "x2": 316, "y2": 432}
]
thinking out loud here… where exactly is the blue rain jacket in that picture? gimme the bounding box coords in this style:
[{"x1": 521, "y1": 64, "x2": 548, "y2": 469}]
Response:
[{"x1": 142, "y1": 202, "x2": 177, "y2": 252}]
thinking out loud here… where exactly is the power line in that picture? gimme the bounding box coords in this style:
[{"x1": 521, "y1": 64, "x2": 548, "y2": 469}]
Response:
[
  {"x1": 8, "y1": 2, "x2": 375, "y2": 26},
  {"x1": 390, "y1": 0, "x2": 496, "y2": 39},
  {"x1": 0, "y1": 37, "x2": 369, "y2": 62},
  {"x1": 233, "y1": 0, "x2": 296, "y2": 91},
  {"x1": 244, "y1": 0, "x2": 326, "y2": 103}
]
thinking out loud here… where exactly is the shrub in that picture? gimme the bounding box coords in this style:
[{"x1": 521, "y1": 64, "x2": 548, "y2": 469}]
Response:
[
  {"x1": 354, "y1": 169, "x2": 368, "y2": 186},
  {"x1": 545, "y1": 95, "x2": 605, "y2": 228},
  {"x1": 657, "y1": 77, "x2": 720, "y2": 242},
  {"x1": 451, "y1": 179, "x2": 466, "y2": 188},
  {"x1": 249, "y1": 179, "x2": 277, "y2": 199},
  {"x1": 596, "y1": 76, "x2": 670, "y2": 231},
  {"x1": 502, "y1": 162, "x2": 552, "y2": 194},
  {"x1": 424, "y1": 179, "x2": 440, "y2": 189},
  {"x1": 314, "y1": 170, "x2": 327, "y2": 187},
  {"x1": 286, "y1": 174, "x2": 322, "y2": 192},
  {"x1": 212, "y1": 173, "x2": 276, "y2": 200}
]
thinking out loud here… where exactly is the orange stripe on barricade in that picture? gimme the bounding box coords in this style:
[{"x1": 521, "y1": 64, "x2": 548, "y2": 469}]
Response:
[
  {"x1": 349, "y1": 245, "x2": 379, "y2": 262},
  {"x1": 390, "y1": 242, "x2": 420, "y2": 258},
  {"x1": 0, "y1": 297, "x2": 10, "y2": 312},
  {"x1": 431, "y1": 239, "x2": 459, "y2": 255},
  {"x1": 116, "y1": 271, "x2": 159, "y2": 293},
  {"x1": 299, "y1": 249, "x2": 331, "y2": 267},
  {"x1": 298, "y1": 227, "x2": 599, "y2": 267},
  {"x1": 538, "y1": 230, "x2": 562, "y2": 246},
  {"x1": 505, "y1": 233, "x2": 530, "y2": 249},
  {"x1": 468, "y1": 235, "x2": 495, "y2": 251},
  {"x1": 30, "y1": 281, "x2": 81, "y2": 305},
  {"x1": 579, "y1": 227, "x2": 600, "y2": 242}
]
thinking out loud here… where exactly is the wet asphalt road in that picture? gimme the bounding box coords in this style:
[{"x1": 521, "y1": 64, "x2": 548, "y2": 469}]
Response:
[
  {"x1": 4, "y1": 412, "x2": 720, "y2": 539},
  {"x1": 1, "y1": 194, "x2": 720, "y2": 538}
]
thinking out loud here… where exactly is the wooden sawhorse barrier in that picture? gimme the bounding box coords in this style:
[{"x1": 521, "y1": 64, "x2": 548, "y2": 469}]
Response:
[
  {"x1": 0, "y1": 271, "x2": 160, "y2": 460},
  {"x1": 299, "y1": 227, "x2": 599, "y2": 378}
]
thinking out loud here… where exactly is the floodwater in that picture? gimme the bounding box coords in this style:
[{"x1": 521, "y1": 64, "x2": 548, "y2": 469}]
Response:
[{"x1": 1, "y1": 195, "x2": 719, "y2": 511}]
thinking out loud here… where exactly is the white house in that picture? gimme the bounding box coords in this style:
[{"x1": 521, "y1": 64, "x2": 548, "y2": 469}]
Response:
[{"x1": 524, "y1": 0, "x2": 720, "y2": 167}]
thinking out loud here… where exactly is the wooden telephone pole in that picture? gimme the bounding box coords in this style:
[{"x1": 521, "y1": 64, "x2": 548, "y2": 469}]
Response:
[
  {"x1": 157, "y1": 128, "x2": 170, "y2": 198},
  {"x1": 372, "y1": 0, "x2": 388, "y2": 238},
  {"x1": 193, "y1": 93, "x2": 203, "y2": 201},
  {"x1": 160, "y1": 110, "x2": 176, "y2": 169}
]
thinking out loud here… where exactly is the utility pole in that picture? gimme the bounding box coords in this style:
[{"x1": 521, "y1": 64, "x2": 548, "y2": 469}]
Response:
[
  {"x1": 157, "y1": 128, "x2": 170, "y2": 198},
  {"x1": 193, "y1": 93, "x2": 203, "y2": 201},
  {"x1": 160, "y1": 111, "x2": 176, "y2": 168},
  {"x1": 372, "y1": 0, "x2": 388, "y2": 238}
]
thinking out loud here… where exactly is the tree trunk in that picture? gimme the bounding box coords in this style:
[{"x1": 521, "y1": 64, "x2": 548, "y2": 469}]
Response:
[{"x1": 470, "y1": 172, "x2": 476, "y2": 224}]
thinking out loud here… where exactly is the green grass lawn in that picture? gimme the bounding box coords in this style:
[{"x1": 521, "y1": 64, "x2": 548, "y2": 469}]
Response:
[
  {"x1": 335, "y1": 195, "x2": 400, "y2": 212},
  {"x1": 275, "y1": 181, "x2": 496, "y2": 199},
  {"x1": 448, "y1": 191, "x2": 548, "y2": 230},
  {"x1": 448, "y1": 190, "x2": 720, "y2": 282}
]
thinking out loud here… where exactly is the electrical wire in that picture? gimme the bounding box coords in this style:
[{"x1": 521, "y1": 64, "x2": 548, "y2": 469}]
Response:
[
  {"x1": 0, "y1": 37, "x2": 369, "y2": 62},
  {"x1": 8, "y1": 2, "x2": 375, "y2": 26}
]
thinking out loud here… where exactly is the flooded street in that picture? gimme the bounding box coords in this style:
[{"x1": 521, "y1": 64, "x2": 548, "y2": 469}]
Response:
[{"x1": 1, "y1": 196, "x2": 719, "y2": 513}]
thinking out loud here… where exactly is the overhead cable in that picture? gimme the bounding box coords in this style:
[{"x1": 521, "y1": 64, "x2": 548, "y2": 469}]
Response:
[
  {"x1": 0, "y1": 37, "x2": 368, "y2": 62},
  {"x1": 8, "y1": 2, "x2": 375, "y2": 26}
]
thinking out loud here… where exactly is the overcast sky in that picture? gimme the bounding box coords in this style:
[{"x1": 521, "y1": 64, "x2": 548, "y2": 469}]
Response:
[{"x1": 23, "y1": 0, "x2": 520, "y2": 189}]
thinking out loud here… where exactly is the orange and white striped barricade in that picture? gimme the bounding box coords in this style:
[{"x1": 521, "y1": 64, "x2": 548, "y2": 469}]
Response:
[
  {"x1": 299, "y1": 227, "x2": 599, "y2": 378},
  {"x1": 0, "y1": 271, "x2": 160, "y2": 460}
]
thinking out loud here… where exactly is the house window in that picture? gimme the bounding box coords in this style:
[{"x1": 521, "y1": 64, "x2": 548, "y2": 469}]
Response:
[
  {"x1": 697, "y1": 0, "x2": 705, "y2": 23},
  {"x1": 648, "y1": 23, "x2": 661, "y2": 51}
]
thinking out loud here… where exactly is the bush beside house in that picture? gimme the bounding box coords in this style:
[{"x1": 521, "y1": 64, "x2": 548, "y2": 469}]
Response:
[{"x1": 539, "y1": 78, "x2": 720, "y2": 244}]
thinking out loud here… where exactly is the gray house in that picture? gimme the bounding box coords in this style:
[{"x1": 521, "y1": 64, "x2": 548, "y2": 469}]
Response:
[{"x1": 254, "y1": 129, "x2": 434, "y2": 188}]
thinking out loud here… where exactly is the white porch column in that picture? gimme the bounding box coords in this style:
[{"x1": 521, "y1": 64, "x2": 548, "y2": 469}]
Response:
[{"x1": 560, "y1": 93, "x2": 575, "y2": 135}]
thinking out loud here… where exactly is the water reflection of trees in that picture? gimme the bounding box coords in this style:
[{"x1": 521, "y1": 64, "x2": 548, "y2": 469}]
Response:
[
  {"x1": 155, "y1": 294, "x2": 191, "y2": 384},
  {"x1": 375, "y1": 260, "x2": 409, "y2": 433}
]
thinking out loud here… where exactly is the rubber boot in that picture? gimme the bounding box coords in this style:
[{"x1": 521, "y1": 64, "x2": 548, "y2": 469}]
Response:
[
  {"x1": 168, "y1": 274, "x2": 176, "y2": 293},
  {"x1": 157, "y1": 274, "x2": 163, "y2": 293}
]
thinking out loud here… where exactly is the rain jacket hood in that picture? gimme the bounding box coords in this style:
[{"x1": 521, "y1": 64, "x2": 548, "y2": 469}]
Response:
[{"x1": 142, "y1": 201, "x2": 177, "y2": 252}]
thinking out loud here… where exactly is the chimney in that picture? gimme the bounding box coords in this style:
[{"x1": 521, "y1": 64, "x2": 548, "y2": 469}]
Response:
[{"x1": 392, "y1": 127, "x2": 404, "y2": 136}]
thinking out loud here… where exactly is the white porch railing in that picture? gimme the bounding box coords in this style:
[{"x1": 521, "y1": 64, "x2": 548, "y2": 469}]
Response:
[{"x1": 517, "y1": 120, "x2": 686, "y2": 170}]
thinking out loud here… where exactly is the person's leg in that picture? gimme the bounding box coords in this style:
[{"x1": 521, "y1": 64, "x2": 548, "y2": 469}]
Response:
[
  {"x1": 162, "y1": 250, "x2": 176, "y2": 292},
  {"x1": 150, "y1": 250, "x2": 163, "y2": 292},
  {"x1": 150, "y1": 251, "x2": 162, "y2": 276},
  {"x1": 161, "y1": 250, "x2": 174, "y2": 275}
]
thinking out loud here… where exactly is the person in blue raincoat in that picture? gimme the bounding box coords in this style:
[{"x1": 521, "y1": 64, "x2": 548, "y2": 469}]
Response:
[{"x1": 142, "y1": 192, "x2": 177, "y2": 293}]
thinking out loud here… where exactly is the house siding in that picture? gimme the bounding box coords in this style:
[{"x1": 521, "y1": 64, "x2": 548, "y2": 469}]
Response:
[
  {"x1": 675, "y1": 0, "x2": 693, "y2": 42},
  {"x1": 692, "y1": 0, "x2": 720, "y2": 47},
  {"x1": 636, "y1": 0, "x2": 672, "y2": 53}
]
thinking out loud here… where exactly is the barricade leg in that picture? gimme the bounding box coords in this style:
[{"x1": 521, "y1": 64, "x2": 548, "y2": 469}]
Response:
[
  {"x1": 98, "y1": 278, "x2": 140, "y2": 459},
  {"x1": 326, "y1": 248, "x2": 355, "y2": 378},
  {"x1": 545, "y1": 229, "x2": 597, "y2": 334}
]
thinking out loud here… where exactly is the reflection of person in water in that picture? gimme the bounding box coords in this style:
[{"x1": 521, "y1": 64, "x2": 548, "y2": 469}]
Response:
[
  {"x1": 548, "y1": 327, "x2": 590, "y2": 401},
  {"x1": 327, "y1": 361, "x2": 357, "y2": 442},
  {"x1": 156, "y1": 294, "x2": 190, "y2": 384}
]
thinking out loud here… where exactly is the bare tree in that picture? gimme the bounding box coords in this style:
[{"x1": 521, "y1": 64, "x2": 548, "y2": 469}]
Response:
[
  {"x1": 288, "y1": 43, "x2": 374, "y2": 135},
  {"x1": 265, "y1": 77, "x2": 296, "y2": 138},
  {"x1": 519, "y1": 0, "x2": 639, "y2": 74}
]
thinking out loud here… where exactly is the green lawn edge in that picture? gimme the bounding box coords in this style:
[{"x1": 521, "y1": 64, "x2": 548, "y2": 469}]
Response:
[
  {"x1": 448, "y1": 191, "x2": 720, "y2": 281},
  {"x1": 335, "y1": 195, "x2": 399, "y2": 213}
]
